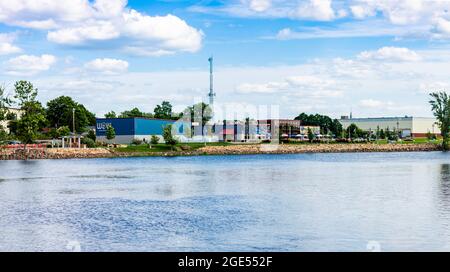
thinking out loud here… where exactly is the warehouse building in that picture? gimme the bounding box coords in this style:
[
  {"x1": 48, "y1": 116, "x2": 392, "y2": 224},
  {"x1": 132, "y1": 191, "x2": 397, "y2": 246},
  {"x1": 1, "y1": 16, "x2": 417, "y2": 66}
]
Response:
[
  {"x1": 339, "y1": 116, "x2": 440, "y2": 138},
  {"x1": 257, "y1": 119, "x2": 320, "y2": 139},
  {"x1": 96, "y1": 117, "x2": 188, "y2": 144}
]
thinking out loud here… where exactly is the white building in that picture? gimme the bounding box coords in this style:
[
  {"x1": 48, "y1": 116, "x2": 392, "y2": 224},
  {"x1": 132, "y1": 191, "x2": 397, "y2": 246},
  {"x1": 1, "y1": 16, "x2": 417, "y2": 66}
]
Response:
[{"x1": 339, "y1": 116, "x2": 440, "y2": 138}]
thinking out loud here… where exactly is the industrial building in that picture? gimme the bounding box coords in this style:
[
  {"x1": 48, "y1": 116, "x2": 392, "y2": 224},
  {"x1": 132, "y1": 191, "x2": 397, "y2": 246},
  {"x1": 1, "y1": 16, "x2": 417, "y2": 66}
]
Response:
[
  {"x1": 96, "y1": 117, "x2": 188, "y2": 144},
  {"x1": 257, "y1": 119, "x2": 320, "y2": 139},
  {"x1": 339, "y1": 116, "x2": 440, "y2": 138}
]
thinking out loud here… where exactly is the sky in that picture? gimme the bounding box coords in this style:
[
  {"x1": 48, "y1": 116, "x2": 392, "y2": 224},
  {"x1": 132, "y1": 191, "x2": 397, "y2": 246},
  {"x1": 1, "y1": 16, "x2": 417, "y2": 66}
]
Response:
[{"x1": 1, "y1": 0, "x2": 450, "y2": 119}]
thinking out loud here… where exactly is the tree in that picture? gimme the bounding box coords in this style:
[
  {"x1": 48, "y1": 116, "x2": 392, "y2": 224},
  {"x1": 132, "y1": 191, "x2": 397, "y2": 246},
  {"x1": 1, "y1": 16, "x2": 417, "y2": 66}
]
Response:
[
  {"x1": 14, "y1": 81, "x2": 47, "y2": 144},
  {"x1": 154, "y1": 101, "x2": 173, "y2": 119},
  {"x1": 46, "y1": 96, "x2": 96, "y2": 133},
  {"x1": 87, "y1": 129, "x2": 96, "y2": 142},
  {"x1": 429, "y1": 92, "x2": 450, "y2": 150},
  {"x1": 346, "y1": 123, "x2": 362, "y2": 140},
  {"x1": 106, "y1": 125, "x2": 116, "y2": 142},
  {"x1": 0, "y1": 85, "x2": 11, "y2": 140},
  {"x1": 307, "y1": 127, "x2": 315, "y2": 143},
  {"x1": 183, "y1": 102, "x2": 212, "y2": 135},
  {"x1": 119, "y1": 108, "x2": 153, "y2": 118},
  {"x1": 295, "y1": 113, "x2": 342, "y2": 137},
  {"x1": 163, "y1": 124, "x2": 178, "y2": 150},
  {"x1": 151, "y1": 135, "x2": 159, "y2": 145},
  {"x1": 0, "y1": 85, "x2": 11, "y2": 125},
  {"x1": 104, "y1": 111, "x2": 117, "y2": 118}
]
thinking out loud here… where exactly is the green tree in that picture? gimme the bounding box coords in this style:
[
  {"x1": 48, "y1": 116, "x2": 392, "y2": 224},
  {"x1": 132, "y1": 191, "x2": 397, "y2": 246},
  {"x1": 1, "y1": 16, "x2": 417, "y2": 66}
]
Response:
[
  {"x1": 57, "y1": 126, "x2": 71, "y2": 137},
  {"x1": 87, "y1": 129, "x2": 96, "y2": 142},
  {"x1": 106, "y1": 125, "x2": 116, "y2": 141},
  {"x1": 154, "y1": 101, "x2": 173, "y2": 119},
  {"x1": 307, "y1": 127, "x2": 315, "y2": 143},
  {"x1": 104, "y1": 111, "x2": 117, "y2": 118},
  {"x1": 295, "y1": 113, "x2": 342, "y2": 137},
  {"x1": 346, "y1": 123, "x2": 362, "y2": 140},
  {"x1": 46, "y1": 96, "x2": 95, "y2": 133},
  {"x1": 14, "y1": 81, "x2": 47, "y2": 144},
  {"x1": 429, "y1": 92, "x2": 450, "y2": 150},
  {"x1": 119, "y1": 108, "x2": 153, "y2": 118},
  {"x1": 163, "y1": 124, "x2": 178, "y2": 150},
  {"x1": 0, "y1": 85, "x2": 12, "y2": 141},
  {"x1": 183, "y1": 102, "x2": 212, "y2": 136},
  {"x1": 0, "y1": 85, "x2": 11, "y2": 125},
  {"x1": 151, "y1": 135, "x2": 159, "y2": 145}
]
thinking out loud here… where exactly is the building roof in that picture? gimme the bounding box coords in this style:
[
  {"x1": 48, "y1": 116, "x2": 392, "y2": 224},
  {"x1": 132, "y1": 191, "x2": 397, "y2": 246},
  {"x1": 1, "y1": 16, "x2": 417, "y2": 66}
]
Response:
[{"x1": 340, "y1": 116, "x2": 424, "y2": 121}]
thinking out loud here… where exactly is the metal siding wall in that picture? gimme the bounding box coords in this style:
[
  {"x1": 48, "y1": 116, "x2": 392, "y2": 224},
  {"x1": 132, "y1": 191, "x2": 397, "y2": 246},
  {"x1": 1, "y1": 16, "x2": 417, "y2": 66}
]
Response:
[
  {"x1": 96, "y1": 118, "x2": 135, "y2": 136},
  {"x1": 134, "y1": 119, "x2": 175, "y2": 135}
]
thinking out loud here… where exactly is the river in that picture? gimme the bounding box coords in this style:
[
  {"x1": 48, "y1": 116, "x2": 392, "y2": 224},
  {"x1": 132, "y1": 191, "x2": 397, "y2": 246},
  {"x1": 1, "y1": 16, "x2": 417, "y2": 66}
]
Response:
[{"x1": 1, "y1": 152, "x2": 450, "y2": 251}]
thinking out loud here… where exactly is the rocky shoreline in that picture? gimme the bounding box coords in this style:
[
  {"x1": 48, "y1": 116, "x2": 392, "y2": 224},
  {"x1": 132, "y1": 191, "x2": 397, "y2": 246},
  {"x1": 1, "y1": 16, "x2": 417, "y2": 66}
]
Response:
[
  {"x1": 197, "y1": 143, "x2": 441, "y2": 155},
  {"x1": 0, "y1": 143, "x2": 442, "y2": 160}
]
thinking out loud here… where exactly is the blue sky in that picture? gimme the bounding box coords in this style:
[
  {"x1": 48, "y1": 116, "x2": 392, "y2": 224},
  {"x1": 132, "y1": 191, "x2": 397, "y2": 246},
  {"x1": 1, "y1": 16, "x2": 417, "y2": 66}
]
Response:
[{"x1": 1, "y1": 0, "x2": 450, "y2": 119}]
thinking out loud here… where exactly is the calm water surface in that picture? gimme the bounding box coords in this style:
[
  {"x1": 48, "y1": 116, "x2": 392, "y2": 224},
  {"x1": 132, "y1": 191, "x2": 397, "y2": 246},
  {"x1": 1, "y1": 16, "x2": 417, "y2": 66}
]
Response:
[{"x1": 1, "y1": 152, "x2": 450, "y2": 251}]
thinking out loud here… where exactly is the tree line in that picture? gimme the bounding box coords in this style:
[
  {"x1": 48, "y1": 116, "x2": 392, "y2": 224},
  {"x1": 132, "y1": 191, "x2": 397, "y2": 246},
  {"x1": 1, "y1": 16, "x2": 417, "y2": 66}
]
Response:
[{"x1": 0, "y1": 80, "x2": 213, "y2": 145}]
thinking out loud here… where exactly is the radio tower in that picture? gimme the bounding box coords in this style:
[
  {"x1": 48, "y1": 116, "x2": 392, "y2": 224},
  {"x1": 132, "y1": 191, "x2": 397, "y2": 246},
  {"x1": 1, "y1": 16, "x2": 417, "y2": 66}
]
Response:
[{"x1": 208, "y1": 56, "x2": 215, "y2": 108}]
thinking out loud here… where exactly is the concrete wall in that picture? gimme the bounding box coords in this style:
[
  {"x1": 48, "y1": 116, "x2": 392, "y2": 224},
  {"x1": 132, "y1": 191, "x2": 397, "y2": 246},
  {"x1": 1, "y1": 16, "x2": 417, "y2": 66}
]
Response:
[
  {"x1": 339, "y1": 117, "x2": 440, "y2": 137},
  {"x1": 340, "y1": 117, "x2": 414, "y2": 132},
  {"x1": 412, "y1": 117, "x2": 440, "y2": 136}
]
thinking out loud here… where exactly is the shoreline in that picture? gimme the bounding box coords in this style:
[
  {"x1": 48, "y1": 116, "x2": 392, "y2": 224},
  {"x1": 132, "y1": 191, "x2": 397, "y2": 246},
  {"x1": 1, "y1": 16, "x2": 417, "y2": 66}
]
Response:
[{"x1": 0, "y1": 143, "x2": 442, "y2": 160}]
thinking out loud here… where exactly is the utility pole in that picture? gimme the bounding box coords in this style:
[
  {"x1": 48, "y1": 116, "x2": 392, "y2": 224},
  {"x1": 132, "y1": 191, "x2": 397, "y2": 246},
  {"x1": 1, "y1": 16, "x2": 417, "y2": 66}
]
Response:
[{"x1": 72, "y1": 108, "x2": 75, "y2": 134}]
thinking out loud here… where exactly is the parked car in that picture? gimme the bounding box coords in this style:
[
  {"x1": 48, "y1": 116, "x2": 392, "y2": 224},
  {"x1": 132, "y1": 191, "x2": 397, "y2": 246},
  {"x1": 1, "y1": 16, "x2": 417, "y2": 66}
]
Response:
[{"x1": 8, "y1": 140, "x2": 22, "y2": 145}]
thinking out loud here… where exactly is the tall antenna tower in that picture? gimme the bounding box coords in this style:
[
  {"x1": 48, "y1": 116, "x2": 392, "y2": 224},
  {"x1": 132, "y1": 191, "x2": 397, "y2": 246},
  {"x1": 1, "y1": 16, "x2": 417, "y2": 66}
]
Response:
[{"x1": 208, "y1": 56, "x2": 215, "y2": 107}]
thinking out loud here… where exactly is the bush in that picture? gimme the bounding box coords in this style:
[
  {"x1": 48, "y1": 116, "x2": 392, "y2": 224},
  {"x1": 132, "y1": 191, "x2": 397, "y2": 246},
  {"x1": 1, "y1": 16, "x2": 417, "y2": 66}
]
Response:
[
  {"x1": 132, "y1": 138, "x2": 143, "y2": 145},
  {"x1": 81, "y1": 137, "x2": 96, "y2": 148},
  {"x1": 87, "y1": 130, "x2": 96, "y2": 141},
  {"x1": 151, "y1": 135, "x2": 159, "y2": 145}
]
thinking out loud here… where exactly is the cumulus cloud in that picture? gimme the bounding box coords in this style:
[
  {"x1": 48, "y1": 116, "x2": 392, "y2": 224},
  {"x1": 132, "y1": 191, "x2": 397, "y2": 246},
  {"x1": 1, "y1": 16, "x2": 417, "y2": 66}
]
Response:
[
  {"x1": 0, "y1": 0, "x2": 203, "y2": 55},
  {"x1": 236, "y1": 74, "x2": 341, "y2": 98},
  {"x1": 294, "y1": 0, "x2": 336, "y2": 21},
  {"x1": 84, "y1": 58, "x2": 129, "y2": 75},
  {"x1": 5, "y1": 54, "x2": 56, "y2": 75},
  {"x1": 359, "y1": 99, "x2": 394, "y2": 108},
  {"x1": 248, "y1": 0, "x2": 272, "y2": 12},
  {"x1": 0, "y1": 33, "x2": 21, "y2": 55},
  {"x1": 193, "y1": 0, "x2": 450, "y2": 40},
  {"x1": 357, "y1": 47, "x2": 422, "y2": 62}
]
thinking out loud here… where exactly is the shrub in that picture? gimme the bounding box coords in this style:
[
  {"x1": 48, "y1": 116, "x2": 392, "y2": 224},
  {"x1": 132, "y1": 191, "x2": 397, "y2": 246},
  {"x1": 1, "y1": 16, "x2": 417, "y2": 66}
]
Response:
[
  {"x1": 87, "y1": 130, "x2": 96, "y2": 141},
  {"x1": 81, "y1": 137, "x2": 96, "y2": 148},
  {"x1": 151, "y1": 135, "x2": 159, "y2": 145},
  {"x1": 132, "y1": 138, "x2": 143, "y2": 145}
]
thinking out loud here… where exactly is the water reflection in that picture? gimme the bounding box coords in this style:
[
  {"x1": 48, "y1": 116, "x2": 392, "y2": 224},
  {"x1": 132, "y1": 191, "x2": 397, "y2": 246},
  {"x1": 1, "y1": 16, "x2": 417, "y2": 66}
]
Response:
[{"x1": 1, "y1": 152, "x2": 450, "y2": 251}]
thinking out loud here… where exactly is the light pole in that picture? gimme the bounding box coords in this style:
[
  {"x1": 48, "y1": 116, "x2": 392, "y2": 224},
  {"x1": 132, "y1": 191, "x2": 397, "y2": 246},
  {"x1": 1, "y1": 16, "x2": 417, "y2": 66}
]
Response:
[{"x1": 72, "y1": 108, "x2": 75, "y2": 134}]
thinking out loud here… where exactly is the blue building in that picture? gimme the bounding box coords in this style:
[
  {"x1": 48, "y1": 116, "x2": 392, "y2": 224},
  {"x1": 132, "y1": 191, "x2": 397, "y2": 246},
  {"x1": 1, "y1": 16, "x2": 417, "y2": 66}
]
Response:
[{"x1": 96, "y1": 117, "x2": 187, "y2": 144}]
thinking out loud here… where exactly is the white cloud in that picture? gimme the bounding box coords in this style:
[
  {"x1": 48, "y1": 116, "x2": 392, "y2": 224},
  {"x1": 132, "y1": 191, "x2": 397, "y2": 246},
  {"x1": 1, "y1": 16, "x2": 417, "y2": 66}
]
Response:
[
  {"x1": 47, "y1": 21, "x2": 120, "y2": 44},
  {"x1": 84, "y1": 58, "x2": 129, "y2": 75},
  {"x1": 4, "y1": 54, "x2": 56, "y2": 75},
  {"x1": 295, "y1": 0, "x2": 336, "y2": 21},
  {"x1": 0, "y1": 33, "x2": 21, "y2": 55},
  {"x1": 357, "y1": 47, "x2": 422, "y2": 62},
  {"x1": 0, "y1": 0, "x2": 203, "y2": 55},
  {"x1": 236, "y1": 74, "x2": 341, "y2": 98},
  {"x1": 194, "y1": 0, "x2": 450, "y2": 40},
  {"x1": 247, "y1": 0, "x2": 272, "y2": 12},
  {"x1": 359, "y1": 99, "x2": 394, "y2": 108}
]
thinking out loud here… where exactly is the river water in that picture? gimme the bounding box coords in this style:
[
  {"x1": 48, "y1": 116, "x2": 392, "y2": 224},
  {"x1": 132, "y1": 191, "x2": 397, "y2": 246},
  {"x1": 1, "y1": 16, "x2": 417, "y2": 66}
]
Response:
[{"x1": 1, "y1": 152, "x2": 450, "y2": 252}]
